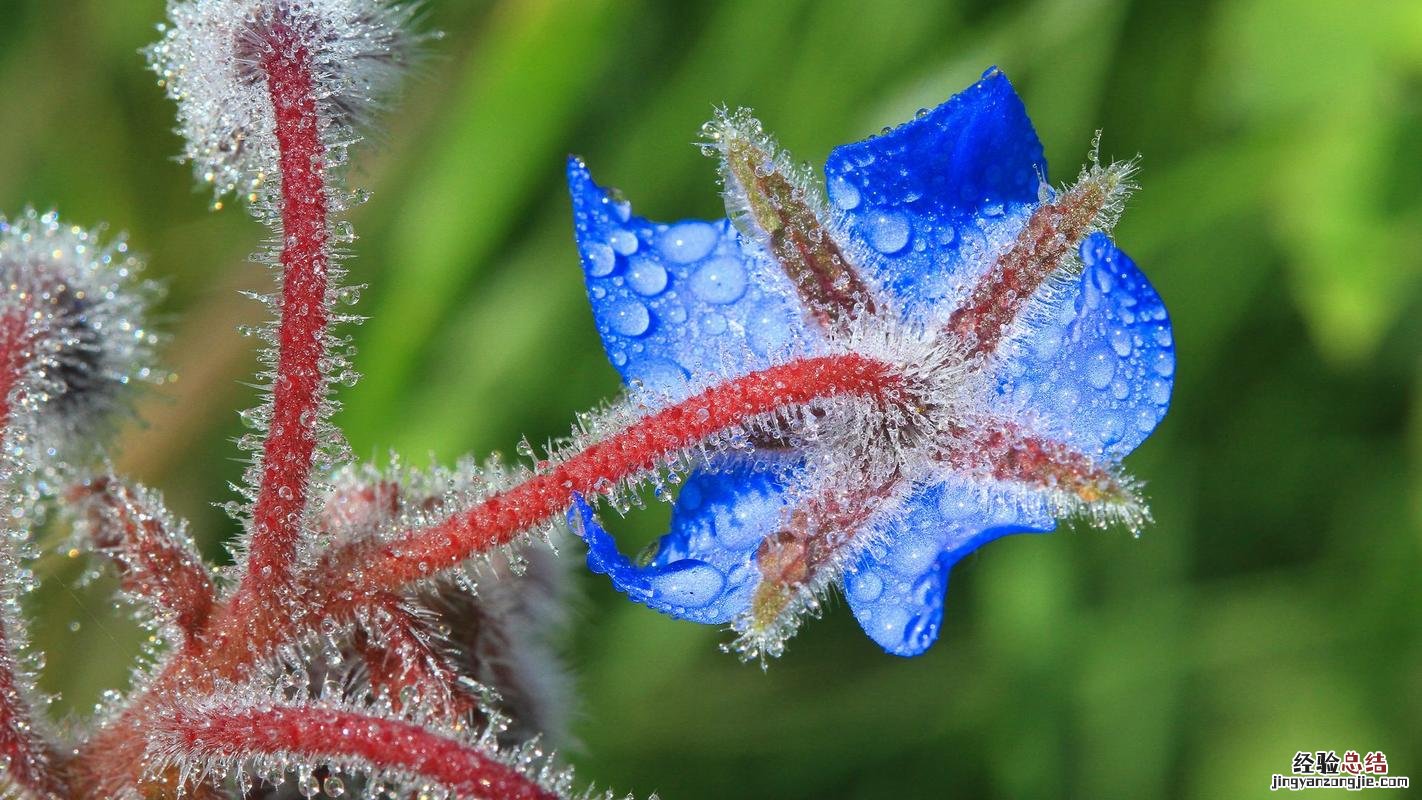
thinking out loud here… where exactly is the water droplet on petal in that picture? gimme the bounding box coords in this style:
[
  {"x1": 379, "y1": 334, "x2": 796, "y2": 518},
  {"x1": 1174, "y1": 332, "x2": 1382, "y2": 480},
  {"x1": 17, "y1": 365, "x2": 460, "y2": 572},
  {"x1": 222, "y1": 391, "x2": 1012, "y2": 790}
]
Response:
[
  {"x1": 848, "y1": 571, "x2": 883, "y2": 603},
  {"x1": 746, "y1": 299, "x2": 792, "y2": 356},
  {"x1": 866, "y1": 211, "x2": 910, "y2": 254},
  {"x1": 609, "y1": 228, "x2": 639, "y2": 256},
  {"x1": 625, "y1": 259, "x2": 668, "y2": 296},
  {"x1": 1151, "y1": 350, "x2": 1175, "y2": 377},
  {"x1": 648, "y1": 561, "x2": 725, "y2": 609},
  {"x1": 608, "y1": 299, "x2": 650, "y2": 336},
  {"x1": 701, "y1": 312, "x2": 727, "y2": 335},
  {"x1": 659, "y1": 221, "x2": 717, "y2": 263},
  {"x1": 1086, "y1": 346, "x2": 1115, "y2": 389},
  {"x1": 689, "y1": 257, "x2": 747, "y2": 304},
  {"x1": 828, "y1": 174, "x2": 861, "y2": 210},
  {"x1": 584, "y1": 242, "x2": 616, "y2": 277}
]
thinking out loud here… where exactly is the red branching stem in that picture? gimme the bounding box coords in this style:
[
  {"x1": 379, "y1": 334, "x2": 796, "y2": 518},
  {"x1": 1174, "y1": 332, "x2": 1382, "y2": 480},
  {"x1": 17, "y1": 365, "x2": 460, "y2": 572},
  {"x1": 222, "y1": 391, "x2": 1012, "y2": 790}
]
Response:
[
  {"x1": 340, "y1": 353, "x2": 906, "y2": 596},
  {"x1": 70, "y1": 478, "x2": 215, "y2": 646},
  {"x1": 162, "y1": 703, "x2": 560, "y2": 800},
  {"x1": 77, "y1": 354, "x2": 906, "y2": 795},
  {"x1": 242, "y1": 26, "x2": 333, "y2": 599}
]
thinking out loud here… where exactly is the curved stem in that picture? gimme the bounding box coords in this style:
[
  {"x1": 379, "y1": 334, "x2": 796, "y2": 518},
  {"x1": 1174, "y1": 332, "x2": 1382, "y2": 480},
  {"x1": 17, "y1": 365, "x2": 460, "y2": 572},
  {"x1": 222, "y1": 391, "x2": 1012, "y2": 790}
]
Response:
[
  {"x1": 156, "y1": 701, "x2": 561, "y2": 800},
  {"x1": 241, "y1": 26, "x2": 332, "y2": 601},
  {"x1": 339, "y1": 353, "x2": 904, "y2": 596}
]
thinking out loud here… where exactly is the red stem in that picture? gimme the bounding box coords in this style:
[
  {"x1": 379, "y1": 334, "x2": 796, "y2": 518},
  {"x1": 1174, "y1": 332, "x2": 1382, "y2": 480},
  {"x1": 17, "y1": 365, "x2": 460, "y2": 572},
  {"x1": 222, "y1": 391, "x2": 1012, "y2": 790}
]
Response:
[
  {"x1": 71, "y1": 478, "x2": 215, "y2": 647},
  {"x1": 241, "y1": 26, "x2": 332, "y2": 599},
  {"x1": 77, "y1": 353, "x2": 906, "y2": 795},
  {"x1": 163, "y1": 703, "x2": 560, "y2": 800},
  {"x1": 342, "y1": 353, "x2": 904, "y2": 595},
  {"x1": 0, "y1": 313, "x2": 68, "y2": 796}
]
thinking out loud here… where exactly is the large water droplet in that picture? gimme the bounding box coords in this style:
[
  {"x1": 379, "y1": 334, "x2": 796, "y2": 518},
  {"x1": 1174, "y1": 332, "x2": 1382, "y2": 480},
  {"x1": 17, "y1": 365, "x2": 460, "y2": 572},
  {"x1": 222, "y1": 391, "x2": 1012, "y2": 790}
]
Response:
[
  {"x1": 659, "y1": 221, "x2": 717, "y2": 263},
  {"x1": 866, "y1": 211, "x2": 910, "y2": 254},
  {"x1": 828, "y1": 174, "x2": 861, "y2": 210},
  {"x1": 885, "y1": 538, "x2": 938, "y2": 577},
  {"x1": 609, "y1": 228, "x2": 639, "y2": 256},
  {"x1": 1109, "y1": 327, "x2": 1133, "y2": 357},
  {"x1": 690, "y1": 257, "x2": 747, "y2": 304},
  {"x1": 584, "y1": 242, "x2": 616, "y2": 277},
  {"x1": 701, "y1": 312, "x2": 727, "y2": 335},
  {"x1": 1099, "y1": 415, "x2": 1124, "y2": 445},
  {"x1": 1151, "y1": 350, "x2": 1175, "y2": 377},
  {"x1": 1148, "y1": 377, "x2": 1171, "y2": 406},
  {"x1": 626, "y1": 260, "x2": 668, "y2": 296},
  {"x1": 608, "y1": 298, "x2": 650, "y2": 336},
  {"x1": 1085, "y1": 346, "x2": 1115, "y2": 389},
  {"x1": 848, "y1": 571, "x2": 884, "y2": 603},
  {"x1": 648, "y1": 561, "x2": 726, "y2": 609}
]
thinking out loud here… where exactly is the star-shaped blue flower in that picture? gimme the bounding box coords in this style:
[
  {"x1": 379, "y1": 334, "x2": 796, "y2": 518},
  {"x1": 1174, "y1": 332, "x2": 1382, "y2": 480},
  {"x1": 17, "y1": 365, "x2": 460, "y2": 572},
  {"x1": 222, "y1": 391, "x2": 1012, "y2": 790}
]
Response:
[{"x1": 565, "y1": 68, "x2": 1173, "y2": 658}]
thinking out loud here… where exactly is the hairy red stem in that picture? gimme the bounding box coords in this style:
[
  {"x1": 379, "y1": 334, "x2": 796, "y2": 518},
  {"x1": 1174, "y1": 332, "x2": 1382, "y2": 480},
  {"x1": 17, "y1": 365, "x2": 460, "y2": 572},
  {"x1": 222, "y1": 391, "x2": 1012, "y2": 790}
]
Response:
[
  {"x1": 77, "y1": 354, "x2": 904, "y2": 795},
  {"x1": 241, "y1": 26, "x2": 332, "y2": 599},
  {"x1": 341, "y1": 353, "x2": 904, "y2": 594},
  {"x1": 162, "y1": 703, "x2": 560, "y2": 800},
  {"x1": 71, "y1": 478, "x2": 215, "y2": 646},
  {"x1": 0, "y1": 310, "x2": 69, "y2": 797}
]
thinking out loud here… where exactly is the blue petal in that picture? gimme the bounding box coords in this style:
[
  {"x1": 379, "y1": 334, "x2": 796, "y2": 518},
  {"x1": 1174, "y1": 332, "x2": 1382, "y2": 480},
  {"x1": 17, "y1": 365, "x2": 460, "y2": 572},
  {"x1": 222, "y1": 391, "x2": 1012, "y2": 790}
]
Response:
[
  {"x1": 566, "y1": 157, "x2": 811, "y2": 401},
  {"x1": 823, "y1": 68, "x2": 1047, "y2": 317},
  {"x1": 993, "y1": 233, "x2": 1175, "y2": 459},
  {"x1": 567, "y1": 466, "x2": 789, "y2": 624},
  {"x1": 845, "y1": 481, "x2": 1054, "y2": 656}
]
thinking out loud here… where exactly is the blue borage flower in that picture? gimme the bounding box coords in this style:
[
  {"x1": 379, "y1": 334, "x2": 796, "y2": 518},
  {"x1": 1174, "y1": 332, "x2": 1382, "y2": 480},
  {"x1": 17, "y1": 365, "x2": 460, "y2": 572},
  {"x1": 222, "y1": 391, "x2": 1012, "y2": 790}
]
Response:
[{"x1": 565, "y1": 68, "x2": 1174, "y2": 660}]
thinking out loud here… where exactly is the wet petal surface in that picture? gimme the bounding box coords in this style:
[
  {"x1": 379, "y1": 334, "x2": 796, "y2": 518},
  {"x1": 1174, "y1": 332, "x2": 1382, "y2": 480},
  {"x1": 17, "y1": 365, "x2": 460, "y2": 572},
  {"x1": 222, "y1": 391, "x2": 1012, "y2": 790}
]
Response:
[
  {"x1": 823, "y1": 68, "x2": 1047, "y2": 319},
  {"x1": 993, "y1": 233, "x2": 1175, "y2": 459}
]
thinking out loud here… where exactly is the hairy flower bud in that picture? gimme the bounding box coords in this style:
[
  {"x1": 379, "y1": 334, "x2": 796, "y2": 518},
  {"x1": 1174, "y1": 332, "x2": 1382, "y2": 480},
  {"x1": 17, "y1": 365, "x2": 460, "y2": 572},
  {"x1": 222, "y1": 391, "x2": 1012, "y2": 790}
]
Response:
[
  {"x1": 0, "y1": 209, "x2": 160, "y2": 465},
  {"x1": 145, "y1": 0, "x2": 428, "y2": 203}
]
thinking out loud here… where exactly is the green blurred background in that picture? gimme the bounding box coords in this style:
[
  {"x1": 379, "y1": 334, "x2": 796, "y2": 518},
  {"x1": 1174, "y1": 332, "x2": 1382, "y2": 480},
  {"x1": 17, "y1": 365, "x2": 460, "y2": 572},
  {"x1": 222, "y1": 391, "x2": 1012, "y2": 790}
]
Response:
[{"x1": 2, "y1": 0, "x2": 1419, "y2": 797}]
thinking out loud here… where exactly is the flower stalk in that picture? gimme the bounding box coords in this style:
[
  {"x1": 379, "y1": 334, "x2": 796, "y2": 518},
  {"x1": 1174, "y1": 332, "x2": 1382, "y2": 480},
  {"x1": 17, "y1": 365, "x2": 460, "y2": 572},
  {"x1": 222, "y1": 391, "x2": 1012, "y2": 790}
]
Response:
[{"x1": 242, "y1": 21, "x2": 334, "y2": 603}]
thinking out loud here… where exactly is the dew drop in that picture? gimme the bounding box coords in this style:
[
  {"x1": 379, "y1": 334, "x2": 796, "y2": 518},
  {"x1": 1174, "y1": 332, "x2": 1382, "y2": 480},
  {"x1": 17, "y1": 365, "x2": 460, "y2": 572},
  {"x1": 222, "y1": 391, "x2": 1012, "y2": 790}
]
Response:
[
  {"x1": 648, "y1": 561, "x2": 726, "y2": 609},
  {"x1": 701, "y1": 312, "x2": 727, "y2": 335},
  {"x1": 848, "y1": 571, "x2": 883, "y2": 603},
  {"x1": 584, "y1": 242, "x2": 616, "y2": 277},
  {"x1": 689, "y1": 257, "x2": 747, "y2": 304},
  {"x1": 746, "y1": 300, "x2": 792, "y2": 356},
  {"x1": 1148, "y1": 377, "x2": 1171, "y2": 406},
  {"x1": 1151, "y1": 350, "x2": 1175, "y2": 377},
  {"x1": 866, "y1": 211, "x2": 910, "y2": 254},
  {"x1": 608, "y1": 299, "x2": 650, "y2": 337},
  {"x1": 625, "y1": 260, "x2": 668, "y2": 296},
  {"x1": 1109, "y1": 327, "x2": 1133, "y2": 357},
  {"x1": 1085, "y1": 346, "x2": 1115, "y2": 390},
  {"x1": 609, "y1": 228, "x2": 639, "y2": 256},
  {"x1": 1099, "y1": 415, "x2": 1124, "y2": 445},
  {"x1": 658, "y1": 221, "x2": 717, "y2": 263},
  {"x1": 828, "y1": 174, "x2": 861, "y2": 210}
]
